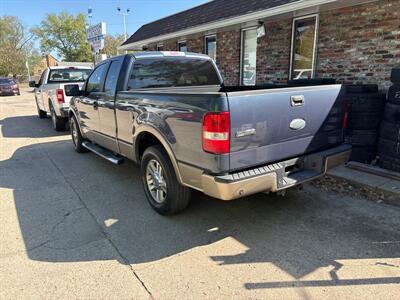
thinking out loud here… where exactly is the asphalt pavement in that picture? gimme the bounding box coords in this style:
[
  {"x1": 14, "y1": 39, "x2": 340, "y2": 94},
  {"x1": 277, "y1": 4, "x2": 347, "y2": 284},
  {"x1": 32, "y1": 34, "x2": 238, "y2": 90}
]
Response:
[{"x1": 1, "y1": 88, "x2": 400, "y2": 299}]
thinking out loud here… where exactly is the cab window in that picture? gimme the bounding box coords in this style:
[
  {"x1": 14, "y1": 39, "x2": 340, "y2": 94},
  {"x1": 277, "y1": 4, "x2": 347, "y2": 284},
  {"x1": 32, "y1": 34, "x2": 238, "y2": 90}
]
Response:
[
  {"x1": 86, "y1": 64, "x2": 107, "y2": 93},
  {"x1": 127, "y1": 57, "x2": 220, "y2": 89}
]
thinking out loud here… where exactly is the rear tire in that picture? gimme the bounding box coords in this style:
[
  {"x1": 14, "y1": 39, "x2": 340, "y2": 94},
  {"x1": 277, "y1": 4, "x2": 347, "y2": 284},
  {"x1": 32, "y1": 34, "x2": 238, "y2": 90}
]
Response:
[
  {"x1": 70, "y1": 116, "x2": 88, "y2": 153},
  {"x1": 383, "y1": 103, "x2": 400, "y2": 124},
  {"x1": 350, "y1": 146, "x2": 377, "y2": 164},
  {"x1": 348, "y1": 93, "x2": 385, "y2": 113},
  {"x1": 379, "y1": 121, "x2": 400, "y2": 142},
  {"x1": 391, "y1": 67, "x2": 400, "y2": 84},
  {"x1": 50, "y1": 104, "x2": 66, "y2": 131},
  {"x1": 345, "y1": 84, "x2": 378, "y2": 94},
  {"x1": 141, "y1": 145, "x2": 191, "y2": 215},
  {"x1": 387, "y1": 85, "x2": 400, "y2": 105},
  {"x1": 345, "y1": 129, "x2": 378, "y2": 146},
  {"x1": 378, "y1": 138, "x2": 400, "y2": 159}
]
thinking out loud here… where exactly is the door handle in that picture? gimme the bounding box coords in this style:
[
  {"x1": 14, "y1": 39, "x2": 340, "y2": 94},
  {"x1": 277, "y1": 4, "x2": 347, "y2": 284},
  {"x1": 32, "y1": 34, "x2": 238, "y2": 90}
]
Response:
[
  {"x1": 291, "y1": 95, "x2": 305, "y2": 107},
  {"x1": 93, "y1": 101, "x2": 98, "y2": 110}
]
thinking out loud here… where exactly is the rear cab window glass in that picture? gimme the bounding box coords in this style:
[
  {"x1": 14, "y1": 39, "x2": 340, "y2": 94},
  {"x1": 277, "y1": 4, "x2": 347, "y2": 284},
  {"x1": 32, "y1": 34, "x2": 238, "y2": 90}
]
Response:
[
  {"x1": 86, "y1": 64, "x2": 107, "y2": 93},
  {"x1": 48, "y1": 68, "x2": 91, "y2": 83},
  {"x1": 127, "y1": 57, "x2": 221, "y2": 90}
]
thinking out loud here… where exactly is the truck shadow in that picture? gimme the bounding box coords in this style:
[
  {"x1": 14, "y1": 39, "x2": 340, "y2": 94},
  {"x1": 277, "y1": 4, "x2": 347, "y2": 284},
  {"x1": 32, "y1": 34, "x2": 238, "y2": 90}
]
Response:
[
  {"x1": 2, "y1": 140, "x2": 400, "y2": 289},
  {"x1": 0, "y1": 115, "x2": 69, "y2": 138}
]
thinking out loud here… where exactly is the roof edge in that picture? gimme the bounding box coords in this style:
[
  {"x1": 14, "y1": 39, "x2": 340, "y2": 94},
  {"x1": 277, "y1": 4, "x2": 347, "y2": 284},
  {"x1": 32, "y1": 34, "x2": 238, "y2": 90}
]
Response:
[
  {"x1": 119, "y1": 0, "x2": 376, "y2": 50},
  {"x1": 119, "y1": 0, "x2": 335, "y2": 50}
]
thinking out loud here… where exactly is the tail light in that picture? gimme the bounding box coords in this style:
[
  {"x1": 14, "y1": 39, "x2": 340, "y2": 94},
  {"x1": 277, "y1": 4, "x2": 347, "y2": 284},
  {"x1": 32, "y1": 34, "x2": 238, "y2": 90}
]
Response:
[
  {"x1": 202, "y1": 112, "x2": 230, "y2": 154},
  {"x1": 343, "y1": 96, "x2": 349, "y2": 129},
  {"x1": 56, "y1": 89, "x2": 65, "y2": 104}
]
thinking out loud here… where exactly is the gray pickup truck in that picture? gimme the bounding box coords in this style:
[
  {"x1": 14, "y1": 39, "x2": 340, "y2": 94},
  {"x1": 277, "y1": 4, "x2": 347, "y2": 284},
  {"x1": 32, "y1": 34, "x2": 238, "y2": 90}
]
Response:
[{"x1": 67, "y1": 52, "x2": 351, "y2": 215}]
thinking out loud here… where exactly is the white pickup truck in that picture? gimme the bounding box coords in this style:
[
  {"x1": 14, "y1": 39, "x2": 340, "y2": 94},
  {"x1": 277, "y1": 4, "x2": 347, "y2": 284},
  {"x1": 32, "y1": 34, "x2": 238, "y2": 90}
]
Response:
[{"x1": 29, "y1": 66, "x2": 92, "y2": 131}]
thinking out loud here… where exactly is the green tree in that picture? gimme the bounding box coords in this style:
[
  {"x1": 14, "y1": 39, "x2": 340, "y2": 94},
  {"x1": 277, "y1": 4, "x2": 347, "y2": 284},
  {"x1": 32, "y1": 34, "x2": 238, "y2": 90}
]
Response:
[
  {"x1": 0, "y1": 16, "x2": 37, "y2": 76},
  {"x1": 100, "y1": 34, "x2": 125, "y2": 58},
  {"x1": 32, "y1": 12, "x2": 92, "y2": 62}
]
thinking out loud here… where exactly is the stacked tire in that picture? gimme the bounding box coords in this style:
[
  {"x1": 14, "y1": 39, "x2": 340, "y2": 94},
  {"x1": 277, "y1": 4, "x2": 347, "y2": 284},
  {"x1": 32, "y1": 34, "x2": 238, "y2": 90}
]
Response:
[
  {"x1": 344, "y1": 84, "x2": 386, "y2": 164},
  {"x1": 377, "y1": 67, "x2": 400, "y2": 172}
]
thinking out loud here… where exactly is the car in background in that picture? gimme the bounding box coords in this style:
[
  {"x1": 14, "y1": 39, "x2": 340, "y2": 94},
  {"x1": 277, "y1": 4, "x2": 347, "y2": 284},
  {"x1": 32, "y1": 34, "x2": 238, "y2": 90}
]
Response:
[
  {"x1": 0, "y1": 78, "x2": 20, "y2": 96},
  {"x1": 29, "y1": 66, "x2": 92, "y2": 131}
]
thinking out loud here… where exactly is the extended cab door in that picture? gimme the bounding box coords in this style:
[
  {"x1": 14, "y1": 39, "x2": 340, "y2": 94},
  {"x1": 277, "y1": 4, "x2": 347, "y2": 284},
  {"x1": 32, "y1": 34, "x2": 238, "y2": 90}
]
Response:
[
  {"x1": 35, "y1": 69, "x2": 48, "y2": 111},
  {"x1": 95, "y1": 58, "x2": 123, "y2": 152},
  {"x1": 77, "y1": 63, "x2": 108, "y2": 142}
]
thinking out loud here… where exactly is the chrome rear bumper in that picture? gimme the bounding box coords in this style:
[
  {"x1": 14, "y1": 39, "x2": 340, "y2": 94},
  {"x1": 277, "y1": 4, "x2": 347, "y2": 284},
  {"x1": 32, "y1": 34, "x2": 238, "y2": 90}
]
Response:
[{"x1": 179, "y1": 144, "x2": 352, "y2": 201}]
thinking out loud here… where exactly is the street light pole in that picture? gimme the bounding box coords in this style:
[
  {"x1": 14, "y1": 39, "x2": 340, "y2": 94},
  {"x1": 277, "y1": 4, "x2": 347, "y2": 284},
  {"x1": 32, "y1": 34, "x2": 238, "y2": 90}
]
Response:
[{"x1": 117, "y1": 7, "x2": 130, "y2": 42}]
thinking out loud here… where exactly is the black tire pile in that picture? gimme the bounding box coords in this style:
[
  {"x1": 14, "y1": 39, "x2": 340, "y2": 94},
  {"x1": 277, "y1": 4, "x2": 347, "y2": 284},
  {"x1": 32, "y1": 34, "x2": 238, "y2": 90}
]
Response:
[
  {"x1": 345, "y1": 85, "x2": 386, "y2": 164},
  {"x1": 377, "y1": 67, "x2": 400, "y2": 172}
]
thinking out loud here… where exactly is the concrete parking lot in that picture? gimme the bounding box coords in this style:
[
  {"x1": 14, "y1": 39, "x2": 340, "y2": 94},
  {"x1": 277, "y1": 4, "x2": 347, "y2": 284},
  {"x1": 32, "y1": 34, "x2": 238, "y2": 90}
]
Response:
[{"x1": 1, "y1": 88, "x2": 400, "y2": 299}]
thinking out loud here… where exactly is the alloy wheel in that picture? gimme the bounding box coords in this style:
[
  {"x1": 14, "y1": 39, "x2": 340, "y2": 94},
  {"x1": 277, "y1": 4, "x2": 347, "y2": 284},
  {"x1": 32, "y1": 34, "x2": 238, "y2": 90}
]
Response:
[{"x1": 146, "y1": 159, "x2": 167, "y2": 203}]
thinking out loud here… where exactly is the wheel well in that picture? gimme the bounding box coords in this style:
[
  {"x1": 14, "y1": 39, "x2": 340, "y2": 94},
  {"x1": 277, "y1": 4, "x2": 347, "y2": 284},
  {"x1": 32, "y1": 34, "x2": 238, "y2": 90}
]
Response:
[{"x1": 136, "y1": 132, "x2": 162, "y2": 161}]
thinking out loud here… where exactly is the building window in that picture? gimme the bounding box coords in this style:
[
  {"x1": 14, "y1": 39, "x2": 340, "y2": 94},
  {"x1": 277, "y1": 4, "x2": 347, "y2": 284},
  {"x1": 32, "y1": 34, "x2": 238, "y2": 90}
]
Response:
[
  {"x1": 290, "y1": 15, "x2": 318, "y2": 80},
  {"x1": 241, "y1": 28, "x2": 257, "y2": 86},
  {"x1": 157, "y1": 44, "x2": 164, "y2": 51},
  {"x1": 178, "y1": 41, "x2": 187, "y2": 52},
  {"x1": 205, "y1": 35, "x2": 216, "y2": 61}
]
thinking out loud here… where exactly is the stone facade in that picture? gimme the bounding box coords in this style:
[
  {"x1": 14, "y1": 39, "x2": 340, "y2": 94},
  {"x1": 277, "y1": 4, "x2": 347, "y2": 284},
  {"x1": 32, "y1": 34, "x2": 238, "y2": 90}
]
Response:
[
  {"x1": 256, "y1": 19, "x2": 292, "y2": 84},
  {"x1": 317, "y1": 0, "x2": 400, "y2": 90},
  {"x1": 147, "y1": 0, "x2": 399, "y2": 89},
  {"x1": 216, "y1": 30, "x2": 242, "y2": 86}
]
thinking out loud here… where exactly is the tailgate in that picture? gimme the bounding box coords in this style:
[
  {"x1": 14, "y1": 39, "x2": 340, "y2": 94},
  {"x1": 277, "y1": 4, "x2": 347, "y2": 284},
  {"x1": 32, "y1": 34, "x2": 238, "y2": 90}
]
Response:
[
  {"x1": 227, "y1": 85, "x2": 345, "y2": 171},
  {"x1": 62, "y1": 83, "x2": 85, "y2": 107}
]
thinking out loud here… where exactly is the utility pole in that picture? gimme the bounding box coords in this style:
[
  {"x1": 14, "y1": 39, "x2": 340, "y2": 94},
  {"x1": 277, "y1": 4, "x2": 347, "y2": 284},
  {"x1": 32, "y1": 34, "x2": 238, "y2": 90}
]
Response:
[
  {"x1": 25, "y1": 59, "x2": 31, "y2": 82},
  {"x1": 117, "y1": 7, "x2": 130, "y2": 42},
  {"x1": 88, "y1": 7, "x2": 93, "y2": 26}
]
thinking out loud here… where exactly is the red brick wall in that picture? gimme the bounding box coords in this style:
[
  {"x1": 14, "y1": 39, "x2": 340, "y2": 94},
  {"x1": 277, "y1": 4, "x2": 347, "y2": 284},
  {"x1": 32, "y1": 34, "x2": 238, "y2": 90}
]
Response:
[
  {"x1": 163, "y1": 39, "x2": 177, "y2": 51},
  {"x1": 140, "y1": 0, "x2": 399, "y2": 89},
  {"x1": 256, "y1": 20, "x2": 292, "y2": 84},
  {"x1": 216, "y1": 30, "x2": 241, "y2": 85},
  {"x1": 187, "y1": 36, "x2": 204, "y2": 53},
  {"x1": 317, "y1": 0, "x2": 400, "y2": 90}
]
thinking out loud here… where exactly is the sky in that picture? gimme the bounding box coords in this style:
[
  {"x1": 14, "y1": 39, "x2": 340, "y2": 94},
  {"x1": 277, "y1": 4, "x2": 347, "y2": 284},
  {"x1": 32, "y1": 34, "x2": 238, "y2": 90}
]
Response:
[{"x1": 0, "y1": 0, "x2": 205, "y2": 38}]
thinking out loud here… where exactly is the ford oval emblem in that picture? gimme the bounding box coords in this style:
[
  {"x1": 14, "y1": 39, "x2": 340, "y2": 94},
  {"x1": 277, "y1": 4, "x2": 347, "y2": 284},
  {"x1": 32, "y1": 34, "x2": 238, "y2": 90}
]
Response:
[{"x1": 289, "y1": 118, "x2": 306, "y2": 130}]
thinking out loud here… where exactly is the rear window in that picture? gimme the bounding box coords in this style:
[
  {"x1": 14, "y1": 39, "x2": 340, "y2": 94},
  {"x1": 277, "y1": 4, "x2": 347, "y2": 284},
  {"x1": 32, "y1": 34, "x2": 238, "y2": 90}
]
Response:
[
  {"x1": 48, "y1": 69, "x2": 91, "y2": 83},
  {"x1": 0, "y1": 78, "x2": 15, "y2": 84},
  {"x1": 127, "y1": 57, "x2": 221, "y2": 89}
]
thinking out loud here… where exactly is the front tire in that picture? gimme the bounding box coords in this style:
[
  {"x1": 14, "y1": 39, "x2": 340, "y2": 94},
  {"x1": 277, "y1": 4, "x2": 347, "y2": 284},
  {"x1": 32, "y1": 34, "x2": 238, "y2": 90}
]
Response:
[
  {"x1": 70, "y1": 116, "x2": 88, "y2": 153},
  {"x1": 36, "y1": 98, "x2": 47, "y2": 119},
  {"x1": 141, "y1": 145, "x2": 191, "y2": 215}
]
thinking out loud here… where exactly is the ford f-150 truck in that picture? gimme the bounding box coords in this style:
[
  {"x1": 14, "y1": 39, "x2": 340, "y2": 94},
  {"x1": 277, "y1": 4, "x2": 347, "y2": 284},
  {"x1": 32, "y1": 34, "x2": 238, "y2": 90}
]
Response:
[
  {"x1": 67, "y1": 52, "x2": 351, "y2": 215},
  {"x1": 29, "y1": 66, "x2": 92, "y2": 131}
]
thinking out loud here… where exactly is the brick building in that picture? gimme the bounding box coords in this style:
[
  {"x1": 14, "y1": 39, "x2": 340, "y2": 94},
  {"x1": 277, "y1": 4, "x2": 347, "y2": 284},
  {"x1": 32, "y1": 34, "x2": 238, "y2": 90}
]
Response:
[{"x1": 120, "y1": 0, "x2": 400, "y2": 90}]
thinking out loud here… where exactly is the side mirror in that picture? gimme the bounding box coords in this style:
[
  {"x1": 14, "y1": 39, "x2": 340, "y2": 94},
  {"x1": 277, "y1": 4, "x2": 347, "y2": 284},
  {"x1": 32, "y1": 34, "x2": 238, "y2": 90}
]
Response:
[
  {"x1": 65, "y1": 84, "x2": 82, "y2": 97},
  {"x1": 29, "y1": 80, "x2": 38, "y2": 88}
]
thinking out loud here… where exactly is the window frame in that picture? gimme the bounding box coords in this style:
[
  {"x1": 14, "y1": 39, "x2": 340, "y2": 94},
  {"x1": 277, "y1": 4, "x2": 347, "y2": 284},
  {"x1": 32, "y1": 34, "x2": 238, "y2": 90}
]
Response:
[
  {"x1": 178, "y1": 40, "x2": 187, "y2": 52},
  {"x1": 205, "y1": 35, "x2": 217, "y2": 61},
  {"x1": 157, "y1": 43, "x2": 164, "y2": 51},
  {"x1": 240, "y1": 26, "x2": 258, "y2": 86},
  {"x1": 85, "y1": 62, "x2": 109, "y2": 94},
  {"x1": 126, "y1": 57, "x2": 222, "y2": 91},
  {"x1": 289, "y1": 14, "x2": 319, "y2": 80}
]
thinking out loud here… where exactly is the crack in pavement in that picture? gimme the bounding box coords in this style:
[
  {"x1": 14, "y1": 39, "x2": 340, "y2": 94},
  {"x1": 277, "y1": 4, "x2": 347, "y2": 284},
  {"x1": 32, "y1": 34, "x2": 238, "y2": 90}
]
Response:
[{"x1": 39, "y1": 143, "x2": 153, "y2": 298}]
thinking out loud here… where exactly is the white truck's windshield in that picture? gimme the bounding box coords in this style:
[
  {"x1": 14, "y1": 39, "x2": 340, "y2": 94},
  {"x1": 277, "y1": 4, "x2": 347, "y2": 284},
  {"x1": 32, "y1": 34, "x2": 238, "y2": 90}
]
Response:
[{"x1": 48, "y1": 69, "x2": 91, "y2": 83}]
